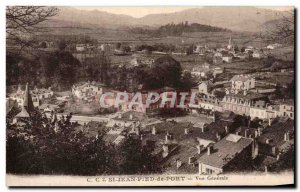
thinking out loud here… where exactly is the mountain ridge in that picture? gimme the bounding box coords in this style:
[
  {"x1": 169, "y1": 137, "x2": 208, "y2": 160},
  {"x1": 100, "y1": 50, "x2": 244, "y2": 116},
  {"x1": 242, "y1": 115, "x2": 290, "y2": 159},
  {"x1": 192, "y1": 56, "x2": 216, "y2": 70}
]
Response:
[{"x1": 50, "y1": 6, "x2": 289, "y2": 32}]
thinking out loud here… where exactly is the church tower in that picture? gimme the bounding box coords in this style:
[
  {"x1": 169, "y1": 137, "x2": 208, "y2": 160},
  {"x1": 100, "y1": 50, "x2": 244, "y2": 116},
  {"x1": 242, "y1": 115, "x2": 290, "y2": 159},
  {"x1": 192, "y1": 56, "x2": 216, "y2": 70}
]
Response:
[
  {"x1": 23, "y1": 83, "x2": 34, "y2": 112},
  {"x1": 227, "y1": 34, "x2": 232, "y2": 50},
  {"x1": 13, "y1": 83, "x2": 33, "y2": 123}
]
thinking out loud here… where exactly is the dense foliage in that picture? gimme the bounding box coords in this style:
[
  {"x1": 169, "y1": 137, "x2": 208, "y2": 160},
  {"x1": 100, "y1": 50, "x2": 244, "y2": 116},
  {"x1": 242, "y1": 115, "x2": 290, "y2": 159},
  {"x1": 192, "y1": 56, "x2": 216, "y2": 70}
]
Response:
[
  {"x1": 7, "y1": 112, "x2": 160, "y2": 175},
  {"x1": 131, "y1": 22, "x2": 229, "y2": 37}
]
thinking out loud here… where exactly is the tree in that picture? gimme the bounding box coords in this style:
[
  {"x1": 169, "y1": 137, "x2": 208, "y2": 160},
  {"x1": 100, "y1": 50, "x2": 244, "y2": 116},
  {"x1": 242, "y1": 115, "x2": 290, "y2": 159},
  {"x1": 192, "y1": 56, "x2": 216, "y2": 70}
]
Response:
[
  {"x1": 241, "y1": 47, "x2": 246, "y2": 53},
  {"x1": 6, "y1": 6, "x2": 59, "y2": 48},
  {"x1": 115, "y1": 136, "x2": 160, "y2": 174},
  {"x1": 151, "y1": 56, "x2": 182, "y2": 89},
  {"x1": 286, "y1": 79, "x2": 295, "y2": 99},
  {"x1": 261, "y1": 10, "x2": 294, "y2": 43},
  {"x1": 234, "y1": 45, "x2": 239, "y2": 52},
  {"x1": 186, "y1": 45, "x2": 194, "y2": 55},
  {"x1": 273, "y1": 83, "x2": 284, "y2": 99}
]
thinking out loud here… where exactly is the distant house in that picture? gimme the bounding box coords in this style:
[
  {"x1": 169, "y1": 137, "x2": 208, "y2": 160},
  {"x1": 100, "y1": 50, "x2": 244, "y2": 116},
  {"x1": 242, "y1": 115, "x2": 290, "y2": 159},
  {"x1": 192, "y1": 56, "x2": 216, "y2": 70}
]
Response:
[
  {"x1": 250, "y1": 104, "x2": 279, "y2": 120},
  {"x1": 222, "y1": 53, "x2": 233, "y2": 63},
  {"x1": 130, "y1": 54, "x2": 155, "y2": 67},
  {"x1": 257, "y1": 118, "x2": 294, "y2": 160},
  {"x1": 76, "y1": 44, "x2": 86, "y2": 52},
  {"x1": 267, "y1": 43, "x2": 282, "y2": 50},
  {"x1": 213, "y1": 67, "x2": 224, "y2": 78},
  {"x1": 252, "y1": 49, "x2": 266, "y2": 59},
  {"x1": 198, "y1": 81, "x2": 214, "y2": 94},
  {"x1": 279, "y1": 100, "x2": 294, "y2": 120},
  {"x1": 245, "y1": 46, "x2": 254, "y2": 53},
  {"x1": 213, "y1": 52, "x2": 223, "y2": 64},
  {"x1": 72, "y1": 81, "x2": 104, "y2": 101},
  {"x1": 222, "y1": 91, "x2": 268, "y2": 116},
  {"x1": 195, "y1": 45, "x2": 207, "y2": 55},
  {"x1": 198, "y1": 134, "x2": 253, "y2": 175},
  {"x1": 38, "y1": 104, "x2": 59, "y2": 113},
  {"x1": 191, "y1": 66, "x2": 211, "y2": 78},
  {"x1": 201, "y1": 62, "x2": 211, "y2": 69},
  {"x1": 31, "y1": 87, "x2": 54, "y2": 100},
  {"x1": 9, "y1": 85, "x2": 52, "y2": 107},
  {"x1": 234, "y1": 53, "x2": 248, "y2": 60},
  {"x1": 98, "y1": 44, "x2": 111, "y2": 52}
]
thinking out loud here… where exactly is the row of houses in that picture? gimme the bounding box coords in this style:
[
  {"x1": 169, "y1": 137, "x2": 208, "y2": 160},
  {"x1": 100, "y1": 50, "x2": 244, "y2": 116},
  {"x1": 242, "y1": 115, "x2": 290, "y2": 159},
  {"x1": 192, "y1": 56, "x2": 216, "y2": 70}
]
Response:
[
  {"x1": 101, "y1": 109, "x2": 293, "y2": 175},
  {"x1": 8, "y1": 85, "x2": 54, "y2": 108},
  {"x1": 196, "y1": 75, "x2": 294, "y2": 120},
  {"x1": 191, "y1": 62, "x2": 224, "y2": 79}
]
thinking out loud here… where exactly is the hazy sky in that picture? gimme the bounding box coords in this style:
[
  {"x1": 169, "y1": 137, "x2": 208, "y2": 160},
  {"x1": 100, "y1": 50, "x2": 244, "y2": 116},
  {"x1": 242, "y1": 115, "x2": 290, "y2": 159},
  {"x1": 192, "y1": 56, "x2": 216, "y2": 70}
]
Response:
[{"x1": 75, "y1": 6, "x2": 293, "y2": 18}]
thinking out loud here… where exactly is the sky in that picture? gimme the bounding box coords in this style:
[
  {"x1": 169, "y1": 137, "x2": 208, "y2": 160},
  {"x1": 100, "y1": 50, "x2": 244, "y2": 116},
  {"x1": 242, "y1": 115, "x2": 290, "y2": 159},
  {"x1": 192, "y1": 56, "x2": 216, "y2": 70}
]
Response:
[{"x1": 74, "y1": 6, "x2": 293, "y2": 18}]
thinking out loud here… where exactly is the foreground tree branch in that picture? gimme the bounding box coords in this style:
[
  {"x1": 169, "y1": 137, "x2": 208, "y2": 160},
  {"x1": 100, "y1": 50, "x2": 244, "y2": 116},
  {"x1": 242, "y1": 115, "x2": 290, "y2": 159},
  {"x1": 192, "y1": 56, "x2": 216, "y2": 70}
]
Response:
[
  {"x1": 260, "y1": 10, "x2": 294, "y2": 43},
  {"x1": 6, "y1": 6, "x2": 59, "y2": 48}
]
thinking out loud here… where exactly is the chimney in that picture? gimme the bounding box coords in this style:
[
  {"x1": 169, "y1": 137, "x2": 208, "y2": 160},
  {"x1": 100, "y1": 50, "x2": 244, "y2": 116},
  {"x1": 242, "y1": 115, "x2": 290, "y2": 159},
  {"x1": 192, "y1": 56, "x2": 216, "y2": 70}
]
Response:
[
  {"x1": 136, "y1": 127, "x2": 140, "y2": 135},
  {"x1": 216, "y1": 132, "x2": 221, "y2": 141},
  {"x1": 254, "y1": 130, "x2": 258, "y2": 138},
  {"x1": 284, "y1": 132, "x2": 290, "y2": 141},
  {"x1": 118, "y1": 113, "x2": 122, "y2": 119},
  {"x1": 245, "y1": 129, "x2": 248, "y2": 138},
  {"x1": 184, "y1": 128, "x2": 189, "y2": 135},
  {"x1": 129, "y1": 114, "x2": 133, "y2": 120},
  {"x1": 165, "y1": 135, "x2": 169, "y2": 143},
  {"x1": 17, "y1": 84, "x2": 22, "y2": 93},
  {"x1": 243, "y1": 90, "x2": 247, "y2": 96},
  {"x1": 196, "y1": 145, "x2": 203, "y2": 154},
  {"x1": 258, "y1": 128, "x2": 262, "y2": 136},
  {"x1": 207, "y1": 145, "x2": 213, "y2": 155},
  {"x1": 268, "y1": 118, "x2": 272, "y2": 126},
  {"x1": 188, "y1": 156, "x2": 195, "y2": 165},
  {"x1": 225, "y1": 126, "x2": 229, "y2": 134},
  {"x1": 276, "y1": 154, "x2": 280, "y2": 161},
  {"x1": 176, "y1": 159, "x2": 182, "y2": 168},
  {"x1": 162, "y1": 144, "x2": 169, "y2": 158},
  {"x1": 54, "y1": 122, "x2": 59, "y2": 133},
  {"x1": 201, "y1": 127, "x2": 205, "y2": 133},
  {"x1": 264, "y1": 166, "x2": 268, "y2": 173},
  {"x1": 152, "y1": 126, "x2": 156, "y2": 135}
]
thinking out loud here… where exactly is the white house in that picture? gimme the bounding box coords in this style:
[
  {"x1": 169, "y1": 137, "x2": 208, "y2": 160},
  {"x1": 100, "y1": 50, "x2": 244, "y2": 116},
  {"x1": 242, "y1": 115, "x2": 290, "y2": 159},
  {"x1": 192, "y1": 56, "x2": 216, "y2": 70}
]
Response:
[
  {"x1": 76, "y1": 44, "x2": 86, "y2": 52},
  {"x1": 191, "y1": 67, "x2": 211, "y2": 78},
  {"x1": 231, "y1": 75, "x2": 255, "y2": 91},
  {"x1": 279, "y1": 100, "x2": 294, "y2": 120},
  {"x1": 245, "y1": 46, "x2": 254, "y2": 53},
  {"x1": 72, "y1": 81, "x2": 104, "y2": 100},
  {"x1": 9, "y1": 86, "x2": 53, "y2": 107},
  {"x1": 267, "y1": 43, "x2": 282, "y2": 50}
]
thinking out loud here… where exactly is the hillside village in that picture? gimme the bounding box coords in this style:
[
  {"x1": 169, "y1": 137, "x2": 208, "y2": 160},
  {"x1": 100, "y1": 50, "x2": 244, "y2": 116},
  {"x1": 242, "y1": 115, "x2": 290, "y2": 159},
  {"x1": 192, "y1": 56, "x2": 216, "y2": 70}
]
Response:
[
  {"x1": 7, "y1": 34, "x2": 295, "y2": 175},
  {"x1": 6, "y1": 6, "x2": 294, "y2": 177}
]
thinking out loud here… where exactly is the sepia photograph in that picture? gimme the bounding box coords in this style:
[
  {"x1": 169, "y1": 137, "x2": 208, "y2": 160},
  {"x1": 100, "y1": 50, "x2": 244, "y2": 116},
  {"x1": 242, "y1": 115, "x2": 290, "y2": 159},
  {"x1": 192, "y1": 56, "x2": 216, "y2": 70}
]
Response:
[{"x1": 5, "y1": 5, "x2": 295, "y2": 186}]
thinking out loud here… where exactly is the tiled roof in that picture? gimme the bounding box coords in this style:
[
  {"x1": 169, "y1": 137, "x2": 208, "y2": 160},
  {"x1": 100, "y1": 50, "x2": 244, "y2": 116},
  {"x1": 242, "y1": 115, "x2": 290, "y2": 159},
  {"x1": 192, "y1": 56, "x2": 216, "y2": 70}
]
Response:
[
  {"x1": 15, "y1": 107, "x2": 30, "y2": 118},
  {"x1": 198, "y1": 134, "x2": 253, "y2": 168},
  {"x1": 257, "y1": 119, "x2": 294, "y2": 147},
  {"x1": 225, "y1": 91, "x2": 266, "y2": 100},
  {"x1": 231, "y1": 75, "x2": 253, "y2": 82}
]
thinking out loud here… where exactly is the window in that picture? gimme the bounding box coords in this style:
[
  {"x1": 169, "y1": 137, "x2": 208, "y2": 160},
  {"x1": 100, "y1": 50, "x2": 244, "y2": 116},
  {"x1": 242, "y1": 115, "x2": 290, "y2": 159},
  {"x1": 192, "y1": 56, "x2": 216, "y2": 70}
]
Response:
[
  {"x1": 290, "y1": 113, "x2": 293, "y2": 118},
  {"x1": 206, "y1": 168, "x2": 214, "y2": 174}
]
